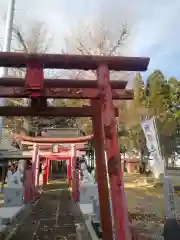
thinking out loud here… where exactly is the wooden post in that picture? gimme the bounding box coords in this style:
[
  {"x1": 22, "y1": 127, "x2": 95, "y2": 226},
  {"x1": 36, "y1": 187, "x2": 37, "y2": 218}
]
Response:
[
  {"x1": 35, "y1": 151, "x2": 40, "y2": 189},
  {"x1": 46, "y1": 158, "x2": 50, "y2": 184},
  {"x1": 43, "y1": 158, "x2": 48, "y2": 186},
  {"x1": 97, "y1": 64, "x2": 131, "y2": 240},
  {"x1": 71, "y1": 145, "x2": 76, "y2": 200},
  {"x1": 24, "y1": 161, "x2": 33, "y2": 202},
  {"x1": 67, "y1": 157, "x2": 71, "y2": 186},
  {"x1": 91, "y1": 99, "x2": 114, "y2": 240},
  {"x1": 71, "y1": 145, "x2": 79, "y2": 201},
  {"x1": 32, "y1": 144, "x2": 39, "y2": 200}
]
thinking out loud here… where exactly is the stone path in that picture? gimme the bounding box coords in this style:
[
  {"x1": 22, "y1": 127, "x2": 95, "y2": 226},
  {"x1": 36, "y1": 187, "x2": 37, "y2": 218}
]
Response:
[{"x1": 10, "y1": 179, "x2": 91, "y2": 240}]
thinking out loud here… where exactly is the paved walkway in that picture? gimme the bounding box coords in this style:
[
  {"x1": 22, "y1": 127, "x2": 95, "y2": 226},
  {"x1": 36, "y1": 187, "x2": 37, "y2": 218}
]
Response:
[{"x1": 10, "y1": 179, "x2": 91, "y2": 240}]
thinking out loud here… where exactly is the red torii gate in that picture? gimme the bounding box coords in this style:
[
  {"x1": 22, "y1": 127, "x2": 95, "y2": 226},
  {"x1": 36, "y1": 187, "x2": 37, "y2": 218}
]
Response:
[
  {"x1": 32, "y1": 144, "x2": 81, "y2": 202},
  {"x1": 0, "y1": 52, "x2": 150, "y2": 240},
  {"x1": 21, "y1": 141, "x2": 87, "y2": 202}
]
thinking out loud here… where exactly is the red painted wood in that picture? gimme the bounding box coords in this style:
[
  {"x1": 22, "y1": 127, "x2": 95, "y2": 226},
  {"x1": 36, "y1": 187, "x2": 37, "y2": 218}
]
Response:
[
  {"x1": 97, "y1": 64, "x2": 131, "y2": 240},
  {"x1": 46, "y1": 159, "x2": 50, "y2": 185},
  {"x1": 71, "y1": 145, "x2": 79, "y2": 202},
  {"x1": 0, "y1": 52, "x2": 150, "y2": 71},
  {"x1": 25, "y1": 60, "x2": 44, "y2": 97},
  {"x1": 35, "y1": 153, "x2": 40, "y2": 191},
  {"x1": 42, "y1": 158, "x2": 48, "y2": 186},
  {"x1": 71, "y1": 145, "x2": 77, "y2": 201},
  {"x1": 48, "y1": 156, "x2": 70, "y2": 161},
  {"x1": 91, "y1": 99, "x2": 114, "y2": 240},
  {"x1": 31, "y1": 144, "x2": 39, "y2": 201},
  {"x1": 0, "y1": 106, "x2": 119, "y2": 117},
  {"x1": 0, "y1": 48, "x2": 151, "y2": 240},
  {"x1": 0, "y1": 87, "x2": 133, "y2": 99},
  {"x1": 67, "y1": 157, "x2": 71, "y2": 186},
  {"x1": 14, "y1": 134, "x2": 93, "y2": 143},
  {"x1": 0, "y1": 77, "x2": 128, "y2": 89},
  {"x1": 24, "y1": 168, "x2": 33, "y2": 202}
]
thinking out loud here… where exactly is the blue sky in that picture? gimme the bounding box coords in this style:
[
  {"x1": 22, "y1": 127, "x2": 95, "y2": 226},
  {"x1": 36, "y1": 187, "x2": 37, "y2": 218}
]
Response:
[{"x1": 0, "y1": 0, "x2": 180, "y2": 79}]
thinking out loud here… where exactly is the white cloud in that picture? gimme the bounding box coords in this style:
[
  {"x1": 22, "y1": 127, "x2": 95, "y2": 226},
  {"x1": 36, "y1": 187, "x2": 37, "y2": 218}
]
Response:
[{"x1": 1, "y1": 0, "x2": 180, "y2": 77}]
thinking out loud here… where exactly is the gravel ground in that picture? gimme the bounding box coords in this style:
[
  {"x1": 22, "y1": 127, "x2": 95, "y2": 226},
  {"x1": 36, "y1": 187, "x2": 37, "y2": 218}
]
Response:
[{"x1": 10, "y1": 179, "x2": 91, "y2": 240}]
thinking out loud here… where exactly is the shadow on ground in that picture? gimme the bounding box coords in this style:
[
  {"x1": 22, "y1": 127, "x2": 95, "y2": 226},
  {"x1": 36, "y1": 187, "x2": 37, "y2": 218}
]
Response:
[{"x1": 10, "y1": 177, "x2": 91, "y2": 240}]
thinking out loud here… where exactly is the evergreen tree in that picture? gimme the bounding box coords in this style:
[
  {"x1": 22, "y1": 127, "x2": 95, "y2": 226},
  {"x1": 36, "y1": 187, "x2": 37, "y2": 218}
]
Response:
[
  {"x1": 118, "y1": 73, "x2": 147, "y2": 152},
  {"x1": 147, "y1": 70, "x2": 168, "y2": 117}
]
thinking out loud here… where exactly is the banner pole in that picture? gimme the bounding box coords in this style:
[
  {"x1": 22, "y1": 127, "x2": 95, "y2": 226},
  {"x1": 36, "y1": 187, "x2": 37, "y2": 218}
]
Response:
[
  {"x1": 152, "y1": 116, "x2": 166, "y2": 176},
  {"x1": 152, "y1": 118, "x2": 180, "y2": 238}
]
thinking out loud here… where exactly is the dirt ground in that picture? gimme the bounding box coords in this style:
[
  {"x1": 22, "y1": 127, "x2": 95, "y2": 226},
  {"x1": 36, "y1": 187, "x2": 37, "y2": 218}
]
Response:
[
  {"x1": 124, "y1": 173, "x2": 180, "y2": 239},
  {"x1": 8, "y1": 173, "x2": 179, "y2": 239},
  {"x1": 124, "y1": 174, "x2": 164, "y2": 217}
]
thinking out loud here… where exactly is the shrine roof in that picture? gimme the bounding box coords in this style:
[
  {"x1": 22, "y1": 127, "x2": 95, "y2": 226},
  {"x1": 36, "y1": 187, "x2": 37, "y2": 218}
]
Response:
[{"x1": 0, "y1": 150, "x2": 30, "y2": 160}]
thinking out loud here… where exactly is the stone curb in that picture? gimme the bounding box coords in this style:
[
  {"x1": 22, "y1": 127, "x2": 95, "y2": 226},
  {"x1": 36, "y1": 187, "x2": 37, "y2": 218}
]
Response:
[
  {"x1": 76, "y1": 204, "x2": 97, "y2": 240},
  {"x1": 69, "y1": 190, "x2": 92, "y2": 240},
  {"x1": 0, "y1": 198, "x2": 40, "y2": 240}
]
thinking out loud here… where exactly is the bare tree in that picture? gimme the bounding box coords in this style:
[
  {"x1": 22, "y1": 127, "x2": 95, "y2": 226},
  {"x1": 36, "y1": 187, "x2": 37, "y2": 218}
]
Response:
[
  {"x1": 5, "y1": 21, "x2": 53, "y2": 135},
  {"x1": 63, "y1": 17, "x2": 133, "y2": 77},
  {"x1": 68, "y1": 21, "x2": 129, "y2": 56},
  {"x1": 13, "y1": 22, "x2": 51, "y2": 54},
  {"x1": 58, "y1": 16, "x2": 133, "y2": 134}
]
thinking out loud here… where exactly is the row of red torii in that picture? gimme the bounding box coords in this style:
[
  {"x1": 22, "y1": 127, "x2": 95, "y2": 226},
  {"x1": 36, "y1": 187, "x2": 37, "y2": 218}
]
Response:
[
  {"x1": 0, "y1": 52, "x2": 150, "y2": 240},
  {"x1": 18, "y1": 137, "x2": 89, "y2": 202}
]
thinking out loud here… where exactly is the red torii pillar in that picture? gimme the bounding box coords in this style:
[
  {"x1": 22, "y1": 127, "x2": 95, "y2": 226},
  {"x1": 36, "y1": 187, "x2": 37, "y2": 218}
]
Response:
[
  {"x1": 46, "y1": 158, "x2": 50, "y2": 184},
  {"x1": 42, "y1": 157, "x2": 49, "y2": 186},
  {"x1": 97, "y1": 64, "x2": 131, "y2": 240},
  {"x1": 71, "y1": 144, "x2": 76, "y2": 199},
  {"x1": 24, "y1": 143, "x2": 39, "y2": 202},
  {"x1": 67, "y1": 156, "x2": 72, "y2": 186},
  {"x1": 32, "y1": 144, "x2": 40, "y2": 200},
  {"x1": 24, "y1": 164, "x2": 33, "y2": 203},
  {"x1": 71, "y1": 144, "x2": 79, "y2": 202},
  {"x1": 91, "y1": 100, "x2": 114, "y2": 240},
  {"x1": 35, "y1": 150, "x2": 40, "y2": 190}
]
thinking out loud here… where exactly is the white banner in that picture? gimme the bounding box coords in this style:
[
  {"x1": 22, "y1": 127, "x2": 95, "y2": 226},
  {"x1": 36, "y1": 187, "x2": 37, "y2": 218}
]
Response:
[
  {"x1": 141, "y1": 118, "x2": 177, "y2": 221},
  {"x1": 141, "y1": 117, "x2": 164, "y2": 177}
]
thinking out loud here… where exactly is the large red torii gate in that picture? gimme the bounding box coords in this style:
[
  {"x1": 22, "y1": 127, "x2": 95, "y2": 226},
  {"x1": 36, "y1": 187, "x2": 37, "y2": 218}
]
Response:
[{"x1": 0, "y1": 52, "x2": 150, "y2": 240}]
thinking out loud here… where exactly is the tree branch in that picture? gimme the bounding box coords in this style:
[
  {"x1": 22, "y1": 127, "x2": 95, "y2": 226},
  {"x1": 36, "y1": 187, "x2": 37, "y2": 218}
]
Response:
[
  {"x1": 13, "y1": 26, "x2": 28, "y2": 52},
  {"x1": 108, "y1": 22, "x2": 129, "y2": 56}
]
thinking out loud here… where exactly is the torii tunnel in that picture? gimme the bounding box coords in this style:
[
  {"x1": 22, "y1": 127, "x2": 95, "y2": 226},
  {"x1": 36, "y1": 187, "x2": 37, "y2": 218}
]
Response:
[{"x1": 0, "y1": 52, "x2": 150, "y2": 240}]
